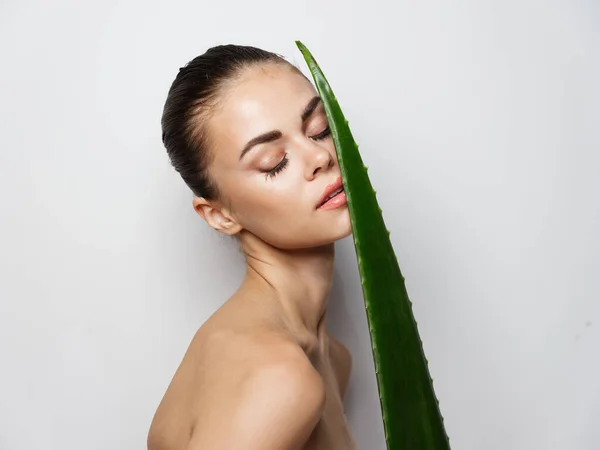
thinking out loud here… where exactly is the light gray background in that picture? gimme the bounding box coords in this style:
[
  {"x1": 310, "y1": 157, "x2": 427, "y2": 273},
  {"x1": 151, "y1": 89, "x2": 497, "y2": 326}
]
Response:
[{"x1": 1, "y1": 1, "x2": 599, "y2": 449}]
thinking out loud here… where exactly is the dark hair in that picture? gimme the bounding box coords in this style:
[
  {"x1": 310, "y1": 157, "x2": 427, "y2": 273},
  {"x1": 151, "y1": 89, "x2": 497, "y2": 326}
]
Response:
[{"x1": 161, "y1": 44, "x2": 295, "y2": 200}]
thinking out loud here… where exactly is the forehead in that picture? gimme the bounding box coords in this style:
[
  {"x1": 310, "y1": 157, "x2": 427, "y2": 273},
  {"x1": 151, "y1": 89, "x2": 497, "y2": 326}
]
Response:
[{"x1": 208, "y1": 64, "x2": 317, "y2": 149}]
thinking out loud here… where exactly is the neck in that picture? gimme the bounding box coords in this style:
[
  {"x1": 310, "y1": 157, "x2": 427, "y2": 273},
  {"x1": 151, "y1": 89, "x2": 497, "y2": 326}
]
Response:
[{"x1": 239, "y1": 231, "x2": 335, "y2": 348}]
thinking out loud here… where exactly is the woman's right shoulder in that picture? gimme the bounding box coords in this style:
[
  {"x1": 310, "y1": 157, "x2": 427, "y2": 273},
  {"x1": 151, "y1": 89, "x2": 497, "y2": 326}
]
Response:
[
  {"x1": 185, "y1": 326, "x2": 326, "y2": 449},
  {"x1": 192, "y1": 310, "x2": 324, "y2": 395},
  {"x1": 188, "y1": 316, "x2": 313, "y2": 378},
  {"x1": 185, "y1": 295, "x2": 298, "y2": 368}
]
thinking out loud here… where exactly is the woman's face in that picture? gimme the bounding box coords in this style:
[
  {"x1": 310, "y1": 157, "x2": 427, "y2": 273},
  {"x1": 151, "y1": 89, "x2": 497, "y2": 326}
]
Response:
[{"x1": 200, "y1": 63, "x2": 351, "y2": 249}]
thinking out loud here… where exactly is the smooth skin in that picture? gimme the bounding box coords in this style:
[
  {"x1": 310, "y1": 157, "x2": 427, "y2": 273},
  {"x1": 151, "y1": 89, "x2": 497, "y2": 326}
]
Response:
[{"x1": 147, "y1": 63, "x2": 357, "y2": 450}]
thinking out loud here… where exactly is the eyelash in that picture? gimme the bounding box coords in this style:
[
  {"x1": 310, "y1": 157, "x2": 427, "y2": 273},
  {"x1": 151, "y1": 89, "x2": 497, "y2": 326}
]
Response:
[
  {"x1": 264, "y1": 126, "x2": 331, "y2": 179},
  {"x1": 266, "y1": 155, "x2": 289, "y2": 179},
  {"x1": 311, "y1": 126, "x2": 331, "y2": 141}
]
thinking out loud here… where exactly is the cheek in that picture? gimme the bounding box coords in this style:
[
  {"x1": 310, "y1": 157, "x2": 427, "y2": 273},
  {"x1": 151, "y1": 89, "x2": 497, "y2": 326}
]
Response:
[
  {"x1": 229, "y1": 180, "x2": 304, "y2": 226},
  {"x1": 323, "y1": 139, "x2": 339, "y2": 164}
]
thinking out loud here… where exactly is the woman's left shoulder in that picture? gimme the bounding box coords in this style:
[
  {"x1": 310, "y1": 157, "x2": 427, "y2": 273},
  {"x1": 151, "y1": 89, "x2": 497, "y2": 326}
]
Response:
[{"x1": 328, "y1": 337, "x2": 352, "y2": 398}]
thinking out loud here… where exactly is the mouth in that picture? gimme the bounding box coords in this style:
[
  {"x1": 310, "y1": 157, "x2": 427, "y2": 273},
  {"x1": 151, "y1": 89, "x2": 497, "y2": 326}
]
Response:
[{"x1": 317, "y1": 176, "x2": 347, "y2": 210}]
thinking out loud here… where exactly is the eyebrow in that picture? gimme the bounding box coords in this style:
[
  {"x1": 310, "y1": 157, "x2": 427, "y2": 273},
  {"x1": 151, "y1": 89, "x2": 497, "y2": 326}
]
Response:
[
  {"x1": 239, "y1": 130, "x2": 283, "y2": 160},
  {"x1": 239, "y1": 96, "x2": 323, "y2": 160},
  {"x1": 301, "y1": 96, "x2": 322, "y2": 122}
]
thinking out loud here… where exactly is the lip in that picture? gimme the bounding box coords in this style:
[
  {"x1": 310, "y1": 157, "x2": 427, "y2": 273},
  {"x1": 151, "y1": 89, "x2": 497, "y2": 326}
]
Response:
[{"x1": 316, "y1": 176, "x2": 345, "y2": 209}]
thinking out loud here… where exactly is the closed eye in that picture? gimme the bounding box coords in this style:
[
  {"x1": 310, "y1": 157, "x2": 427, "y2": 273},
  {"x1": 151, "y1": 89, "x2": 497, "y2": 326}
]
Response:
[
  {"x1": 310, "y1": 126, "x2": 331, "y2": 141},
  {"x1": 265, "y1": 155, "x2": 289, "y2": 179}
]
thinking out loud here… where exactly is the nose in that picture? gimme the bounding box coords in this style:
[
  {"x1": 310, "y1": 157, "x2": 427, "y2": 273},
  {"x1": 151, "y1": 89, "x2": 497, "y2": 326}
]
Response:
[{"x1": 303, "y1": 140, "x2": 334, "y2": 180}]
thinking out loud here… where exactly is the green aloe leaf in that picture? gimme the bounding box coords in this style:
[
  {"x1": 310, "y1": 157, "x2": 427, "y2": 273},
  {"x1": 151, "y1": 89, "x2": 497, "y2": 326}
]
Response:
[{"x1": 296, "y1": 41, "x2": 450, "y2": 450}]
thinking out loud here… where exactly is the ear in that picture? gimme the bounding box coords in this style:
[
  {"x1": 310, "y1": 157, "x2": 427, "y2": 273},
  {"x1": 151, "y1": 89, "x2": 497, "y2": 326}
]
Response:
[{"x1": 192, "y1": 196, "x2": 243, "y2": 236}]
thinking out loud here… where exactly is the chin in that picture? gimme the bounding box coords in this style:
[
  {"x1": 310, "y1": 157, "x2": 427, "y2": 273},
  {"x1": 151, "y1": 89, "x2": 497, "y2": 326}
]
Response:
[
  {"x1": 268, "y1": 226, "x2": 352, "y2": 251},
  {"x1": 322, "y1": 209, "x2": 353, "y2": 244},
  {"x1": 335, "y1": 217, "x2": 353, "y2": 241},
  {"x1": 254, "y1": 209, "x2": 353, "y2": 250}
]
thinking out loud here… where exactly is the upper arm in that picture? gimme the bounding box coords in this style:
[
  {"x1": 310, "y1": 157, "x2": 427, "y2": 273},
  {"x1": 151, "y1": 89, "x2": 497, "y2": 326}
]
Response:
[
  {"x1": 329, "y1": 338, "x2": 352, "y2": 399},
  {"x1": 188, "y1": 357, "x2": 326, "y2": 450}
]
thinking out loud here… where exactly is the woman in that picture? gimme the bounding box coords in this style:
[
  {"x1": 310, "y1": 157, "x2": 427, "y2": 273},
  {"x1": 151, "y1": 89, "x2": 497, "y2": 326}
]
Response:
[{"x1": 148, "y1": 44, "x2": 357, "y2": 450}]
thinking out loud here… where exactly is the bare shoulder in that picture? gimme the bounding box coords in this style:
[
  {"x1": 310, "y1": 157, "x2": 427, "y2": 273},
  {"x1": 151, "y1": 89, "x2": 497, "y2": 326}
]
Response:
[
  {"x1": 329, "y1": 337, "x2": 353, "y2": 398},
  {"x1": 186, "y1": 329, "x2": 326, "y2": 449},
  {"x1": 148, "y1": 322, "x2": 326, "y2": 450}
]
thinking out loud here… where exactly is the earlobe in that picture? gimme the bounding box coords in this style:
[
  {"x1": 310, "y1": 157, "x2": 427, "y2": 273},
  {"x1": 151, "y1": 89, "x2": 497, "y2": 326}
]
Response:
[
  {"x1": 192, "y1": 196, "x2": 242, "y2": 235},
  {"x1": 219, "y1": 219, "x2": 243, "y2": 236}
]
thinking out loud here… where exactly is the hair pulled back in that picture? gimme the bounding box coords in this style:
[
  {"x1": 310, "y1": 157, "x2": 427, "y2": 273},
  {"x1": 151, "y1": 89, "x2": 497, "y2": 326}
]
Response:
[{"x1": 161, "y1": 45, "x2": 293, "y2": 200}]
